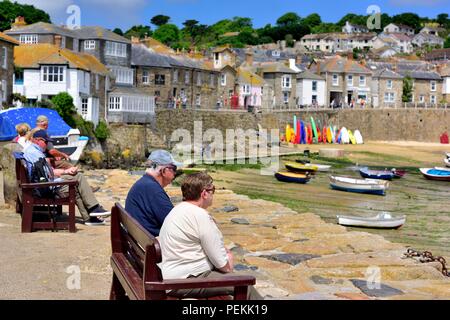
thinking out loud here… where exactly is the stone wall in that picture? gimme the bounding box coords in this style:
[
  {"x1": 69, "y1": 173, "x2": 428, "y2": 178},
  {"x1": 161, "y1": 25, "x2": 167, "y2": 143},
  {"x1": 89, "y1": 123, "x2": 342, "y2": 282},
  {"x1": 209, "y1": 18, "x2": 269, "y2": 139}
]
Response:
[{"x1": 1, "y1": 143, "x2": 21, "y2": 204}]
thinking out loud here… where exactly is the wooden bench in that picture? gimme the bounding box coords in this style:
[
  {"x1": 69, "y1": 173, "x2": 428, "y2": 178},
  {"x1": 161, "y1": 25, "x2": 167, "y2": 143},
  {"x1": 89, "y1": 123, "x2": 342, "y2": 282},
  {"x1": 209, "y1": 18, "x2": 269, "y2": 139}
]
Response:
[
  {"x1": 110, "y1": 202, "x2": 256, "y2": 300},
  {"x1": 14, "y1": 153, "x2": 78, "y2": 233}
]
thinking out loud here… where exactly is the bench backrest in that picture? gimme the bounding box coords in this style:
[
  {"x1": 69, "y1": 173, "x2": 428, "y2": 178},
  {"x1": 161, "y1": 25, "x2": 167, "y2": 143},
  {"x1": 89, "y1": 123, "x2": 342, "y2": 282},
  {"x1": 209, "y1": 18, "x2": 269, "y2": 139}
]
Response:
[{"x1": 111, "y1": 202, "x2": 166, "y2": 299}]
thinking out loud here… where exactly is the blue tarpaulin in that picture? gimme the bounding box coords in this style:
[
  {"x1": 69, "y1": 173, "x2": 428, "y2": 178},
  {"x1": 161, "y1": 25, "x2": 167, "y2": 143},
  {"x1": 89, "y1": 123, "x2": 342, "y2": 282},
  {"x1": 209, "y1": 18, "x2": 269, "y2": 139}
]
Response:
[{"x1": 0, "y1": 107, "x2": 72, "y2": 141}]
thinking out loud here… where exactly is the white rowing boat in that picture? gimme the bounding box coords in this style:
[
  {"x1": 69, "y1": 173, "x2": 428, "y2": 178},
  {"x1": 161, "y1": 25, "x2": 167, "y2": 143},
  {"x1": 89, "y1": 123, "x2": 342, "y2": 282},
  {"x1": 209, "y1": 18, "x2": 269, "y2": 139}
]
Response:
[
  {"x1": 329, "y1": 175, "x2": 389, "y2": 195},
  {"x1": 337, "y1": 212, "x2": 406, "y2": 229}
]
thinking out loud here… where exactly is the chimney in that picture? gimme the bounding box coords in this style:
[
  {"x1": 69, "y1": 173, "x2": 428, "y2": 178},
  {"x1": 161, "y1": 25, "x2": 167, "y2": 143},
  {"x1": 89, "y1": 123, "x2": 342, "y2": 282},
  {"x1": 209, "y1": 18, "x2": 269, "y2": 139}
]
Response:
[
  {"x1": 316, "y1": 61, "x2": 321, "y2": 75},
  {"x1": 54, "y1": 35, "x2": 62, "y2": 48},
  {"x1": 245, "y1": 51, "x2": 253, "y2": 66},
  {"x1": 131, "y1": 36, "x2": 140, "y2": 44},
  {"x1": 12, "y1": 16, "x2": 27, "y2": 29},
  {"x1": 347, "y1": 51, "x2": 353, "y2": 60},
  {"x1": 296, "y1": 54, "x2": 303, "y2": 65}
]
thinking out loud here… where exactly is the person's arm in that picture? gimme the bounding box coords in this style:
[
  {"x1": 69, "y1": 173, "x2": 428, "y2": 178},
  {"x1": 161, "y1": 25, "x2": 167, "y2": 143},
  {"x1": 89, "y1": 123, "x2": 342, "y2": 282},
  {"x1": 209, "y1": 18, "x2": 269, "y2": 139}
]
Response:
[
  {"x1": 216, "y1": 248, "x2": 234, "y2": 273},
  {"x1": 48, "y1": 148, "x2": 70, "y2": 160},
  {"x1": 199, "y1": 215, "x2": 230, "y2": 273},
  {"x1": 150, "y1": 190, "x2": 174, "y2": 226}
]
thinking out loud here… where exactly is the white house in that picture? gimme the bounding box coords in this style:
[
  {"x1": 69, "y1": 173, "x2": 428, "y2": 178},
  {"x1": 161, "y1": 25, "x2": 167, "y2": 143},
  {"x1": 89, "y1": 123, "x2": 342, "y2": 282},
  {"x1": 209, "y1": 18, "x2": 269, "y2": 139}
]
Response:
[
  {"x1": 342, "y1": 21, "x2": 369, "y2": 34},
  {"x1": 13, "y1": 43, "x2": 109, "y2": 126},
  {"x1": 375, "y1": 33, "x2": 414, "y2": 54},
  {"x1": 412, "y1": 33, "x2": 444, "y2": 48},
  {"x1": 440, "y1": 65, "x2": 450, "y2": 103},
  {"x1": 296, "y1": 70, "x2": 326, "y2": 107},
  {"x1": 384, "y1": 23, "x2": 415, "y2": 36}
]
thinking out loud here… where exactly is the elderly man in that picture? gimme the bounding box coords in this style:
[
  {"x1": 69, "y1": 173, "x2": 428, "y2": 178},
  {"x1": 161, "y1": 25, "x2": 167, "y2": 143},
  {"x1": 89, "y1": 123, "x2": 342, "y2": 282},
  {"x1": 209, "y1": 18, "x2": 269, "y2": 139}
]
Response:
[
  {"x1": 158, "y1": 172, "x2": 263, "y2": 300},
  {"x1": 125, "y1": 150, "x2": 182, "y2": 236},
  {"x1": 35, "y1": 115, "x2": 71, "y2": 168},
  {"x1": 22, "y1": 130, "x2": 110, "y2": 226}
]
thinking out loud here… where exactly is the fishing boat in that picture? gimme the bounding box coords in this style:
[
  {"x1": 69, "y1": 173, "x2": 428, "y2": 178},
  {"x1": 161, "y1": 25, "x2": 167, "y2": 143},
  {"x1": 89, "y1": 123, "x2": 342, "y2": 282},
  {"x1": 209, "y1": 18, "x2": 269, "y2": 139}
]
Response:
[
  {"x1": 285, "y1": 161, "x2": 318, "y2": 174},
  {"x1": 337, "y1": 212, "x2": 406, "y2": 229},
  {"x1": 275, "y1": 172, "x2": 311, "y2": 184},
  {"x1": 359, "y1": 167, "x2": 395, "y2": 180},
  {"x1": 420, "y1": 168, "x2": 450, "y2": 181},
  {"x1": 391, "y1": 168, "x2": 407, "y2": 178},
  {"x1": 329, "y1": 176, "x2": 389, "y2": 195},
  {"x1": 295, "y1": 160, "x2": 330, "y2": 171}
]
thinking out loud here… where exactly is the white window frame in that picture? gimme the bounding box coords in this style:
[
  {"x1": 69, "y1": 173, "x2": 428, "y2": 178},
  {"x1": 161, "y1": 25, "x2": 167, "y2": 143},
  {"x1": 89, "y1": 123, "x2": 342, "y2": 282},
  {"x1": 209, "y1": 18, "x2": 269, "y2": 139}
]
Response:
[
  {"x1": 81, "y1": 98, "x2": 89, "y2": 116},
  {"x1": 221, "y1": 74, "x2": 226, "y2": 86},
  {"x1": 419, "y1": 95, "x2": 425, "y2": 103},
  {"x1": 142, "y1": 70, "x2": 149, "y2": 84},
  {"x1": 19, "y1": 34, "x2": 38, "y2": 44},
  {"x1": 332, "y1": 74, "x2": 339, "y2": 86},
  {"x1": 105, "y1": 41, "x2": 127, "y2": 58},
  {"x1": 195, "y1": 94, "x2": 201, "y2": 106},
  {"x1": 283, "y1": 91, "x2": 290, "y2": 104},
  {"x1": 347, "y1": 75, "x2": 353, "y2": 87},
  {"x1": 387, "y1": 80, "x2": 393, "y2": 90},
  {"x1": 431, "y1": 95, "x2": 436, "y2": 104},
  {"x1": 108, "y1": 96, "x2": 122, "y2": 111},
  {"x1": 84, "y1": 40, "x2": 96, "y2": 50},
  {"x1": 430, "y1": 81, "x2": 436, "y2": 92},
  {"x1": 111, "y1": 67, "x2": 134, "y2": 85},
  {"x1": 41, "y1": 66, "x2": 65, "y2": 83},
  {"x1": 2, "y1": 47, "x2": 6, "y2": 69},
  {"x1": 312, "y1": 81, "x2": 317, "y2": 92},
  {"x1": 242, "y1": 84, "x2": 251, "y2": 95},
  {"x1": 282, "y1": 75, "x2": 292, "y2": 89},
  {"x1": 359, "y1": 75, "x2": 366, "y2": 87},
  {"x1": 384, "y1": 92, "x2": 395, "y2": 103}
]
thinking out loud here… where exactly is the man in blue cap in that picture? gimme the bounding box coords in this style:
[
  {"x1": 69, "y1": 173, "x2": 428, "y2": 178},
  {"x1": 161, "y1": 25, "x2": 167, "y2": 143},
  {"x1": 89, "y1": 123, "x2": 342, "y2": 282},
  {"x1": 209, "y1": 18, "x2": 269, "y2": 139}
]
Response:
[{"x1": 125, "y1": 150, "x2": 182, "y2": 236}]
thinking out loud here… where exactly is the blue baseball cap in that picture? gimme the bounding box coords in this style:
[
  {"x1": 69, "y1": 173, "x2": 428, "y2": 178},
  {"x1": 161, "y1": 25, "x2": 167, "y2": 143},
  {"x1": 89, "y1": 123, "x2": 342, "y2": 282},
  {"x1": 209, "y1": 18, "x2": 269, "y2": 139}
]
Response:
[
  {"x1": 146, "y1": 150, "x2": 183, "y2": 168},
  {"x1": 33, "y1": 129, "x2": 54, "y2": 143}
]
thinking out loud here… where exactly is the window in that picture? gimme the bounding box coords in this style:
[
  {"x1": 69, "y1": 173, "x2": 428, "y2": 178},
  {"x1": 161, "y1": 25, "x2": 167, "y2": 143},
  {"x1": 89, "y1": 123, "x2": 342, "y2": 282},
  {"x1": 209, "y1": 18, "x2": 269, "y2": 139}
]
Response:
[
  {"x1": 359, "y1": 76, "x2": 366, "y2": 86},
  {"x1": 155, "y1": 74, "x2": 165, "y2": 85},
  {"x1": 332, "y1": 74, "x2": 339, "y2": 86},
  {"x1": 387, "y1": 80, "x2": 393, "y2": 89},
  {"x1": 312, "y1": 81, "x2": 317, "y2": 92},
  {"x1": 105, "y1": 41, "x2": 127, "y2": 57},
  {"x1": 384, "y1": 92, "x2": 395, "y2": 103},
  {"x1": 347, "y1": 75, "x2": 353, "y2": 86},
  {"x1": 431, "y1": 95, "x2": 436, "y2": 104},
  {"x1": 419, "y1": 95, "x2": 425, "y2": 103},
  {"x1": 431, "y1": 81, "x2": 436, "y2": 92},
  {"x1": 142, "y1": 70, "x2": 149, "y2": 84},
  {"x1": 2, "y1": 47, "x2": 6, "y2": 69},
  {"x1": 195, "y1": 94, "x2": 201, "y2": 106},
  {"x1": 214, "y1": 53, "x2": 219, "y2": 64},
  {"x1": 282, "y1": 75, "x2": 291, "y2": 89},
  {"x1": 155, "y1": 91, "x2": 160, "y2": 97},
  {"x1": 242, "y1": 85, "x2": 250, "y2": 94},
  {"x1": 197, "y1": 72, "x2": 202, "y2": 86},
  {"x1": 110, "y1": 67, "x2": 133, "y2": 85},
  {"x1": 173, "y1": 70, "x2": 178, "y2": 83},
  {"x1": 221, "y1": 74, "x2": 226, "y2": 86},
  {"x1": 185, "y1": 71, "x2": 190, "y2": 84},
  {"x1": 283, "y1": 91, "x2": 290, "y2": 104},
  {"x1": 42, "y1": 66, "x2": 65, "y2": 82},
  {"x1": 109, "y1": 96, "x2": 121, "y2": 110},
  {"x1": 81, "y1": 98, "x2": 88, "y2": 116},
  {"x1": 19, "y1": 34, "x2": 38, "y2": 44},
  {"x1": 272, "y1": 50, "x2": 280, "y2": 57},
  {"x1": 84, "y1": 40, "x2": 96, "y2": 50},
  {"x1": 312, "y1": 95, "x2": 317, "y2": 104}
]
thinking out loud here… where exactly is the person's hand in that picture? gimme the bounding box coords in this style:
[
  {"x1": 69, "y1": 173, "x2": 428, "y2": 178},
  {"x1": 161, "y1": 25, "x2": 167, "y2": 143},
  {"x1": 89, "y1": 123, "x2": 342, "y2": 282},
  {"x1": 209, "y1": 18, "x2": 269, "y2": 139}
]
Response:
[
  {"x1": 226, "y1": 248, "x2": 234, "y2": 270},
  {"x1": 63, "y1": 153, "x2": 70, "y2": 160},
  {"x1": 64, "y1": 167, "x2": 78, "y2": 175}
]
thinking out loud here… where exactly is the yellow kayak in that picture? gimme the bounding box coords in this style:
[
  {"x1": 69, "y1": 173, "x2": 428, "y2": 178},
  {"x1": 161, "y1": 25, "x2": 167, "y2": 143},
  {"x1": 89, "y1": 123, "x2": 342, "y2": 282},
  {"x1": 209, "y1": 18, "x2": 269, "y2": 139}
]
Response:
[
  {"x1": 285, "y1": 161, "x2": 318, "y2": 173},
  {"x1": 348, "y1": 130, "x2": 356, "y2": 145}
]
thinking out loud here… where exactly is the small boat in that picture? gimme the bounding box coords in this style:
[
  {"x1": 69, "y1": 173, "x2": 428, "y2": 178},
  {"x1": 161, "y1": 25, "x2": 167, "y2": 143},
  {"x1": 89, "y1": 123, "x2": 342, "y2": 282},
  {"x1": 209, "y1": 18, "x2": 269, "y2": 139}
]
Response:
[
  {"x1": 295, "y1": 160, "x2": 330, "y2": 171},
  {"x1": 434, "y1": 167, "x2": 450, "y2": 172},
  {"x1": 275, "y1": 172, "x2": 311, "y2": 184},
  {"x1": 359, "y1": 167, "x2": 395, "y2": 180},
  {"x1": 391, "y1": 168, "x2": 407, "y2": 178},
  {"x1": 444, "y1": 158, "x2": 450, "y2": 168},
  {"x1": 337, "y1": 212, "x2": 406, "y2": 229},
  {"x1": 420, "y1": 168, "x2": 450, "y2": 181},
  {"x1": 329, "y1": 176, "x2": 389, "y2": 195},
  {"x1": 285, "y1": 161, "x2": 318, "y2": 174}
]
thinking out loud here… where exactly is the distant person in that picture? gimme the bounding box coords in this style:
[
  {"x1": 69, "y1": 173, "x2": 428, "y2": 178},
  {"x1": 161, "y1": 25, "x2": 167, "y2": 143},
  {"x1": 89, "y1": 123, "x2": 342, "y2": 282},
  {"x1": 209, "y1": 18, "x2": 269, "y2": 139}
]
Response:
[
  {"x1": 22, "y1": 130, "x2": 110, "y2": 226},
  {"x1": 35, "y1": 115, "x2": 72, "y2": 169},
  {"x1": 159, "y1": 172, "x2": 263, "y2": 300},
  {"x1": 125, "y1": 150, "x2": 182, "y2": 236}
]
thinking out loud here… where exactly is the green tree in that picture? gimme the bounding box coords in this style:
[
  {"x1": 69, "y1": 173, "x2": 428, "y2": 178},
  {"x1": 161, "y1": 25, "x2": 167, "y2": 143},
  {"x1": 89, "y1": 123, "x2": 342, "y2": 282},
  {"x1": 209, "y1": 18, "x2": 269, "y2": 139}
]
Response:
[
  {"x1": 124, "y1": 25, "x2": 152, "y2": 39},
  {"x1": 337, "y1": 13, "x2": 367, "y2": 27},
  {"x1": 94, "y1": 121, "x2": 110, "y2": 142},
  {"x1": 392, "y1": 13, "x2": 421, "y2": 32},
  {"x1": 112, "y1": 28, "x2": 124, "y2": 36},
  {"x1": 444, "y1": 37, "x2": 450, "y2": 48},
  {"x1": 276, "y1": 12, "x2": 301, "y2": 27},
  {"x1": 311, "y1": 23, "x2": 340, "y2": 34},
  {"x1": 51, "y1": 93, "x2": 77, "y2": 128},
  {"x1": 0, "y1": 1, "x2": 51, "y2": 31},
  {"x1": 229, "y1": 17, "x2": 253, "y2": 32},
  {"x1": 437, "y1": 13, "x2": 450, "y2": 29},
  {"x1": 303, "y1": 14, "x2": 322, "y2": 28},
  {"x1": 151, "y1": 14, "x2": 170, "y2": 27},
  {"x1": 153, "y1": 24, "x2": 180, "y2": 45},
  {"x1": 402, "y1": 76, "x2": 413, "y2": 103}
]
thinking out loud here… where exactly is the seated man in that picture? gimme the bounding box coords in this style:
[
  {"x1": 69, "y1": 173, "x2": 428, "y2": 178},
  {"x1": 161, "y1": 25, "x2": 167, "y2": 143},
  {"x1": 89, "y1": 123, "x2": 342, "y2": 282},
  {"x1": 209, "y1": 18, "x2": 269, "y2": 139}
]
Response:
[
  {"x1": 22, "y1": 130, "x2": 110, "y2": 226},
  {"x1": 158, "y1": 172, "x2": 263, "y2": 300},
  {"x1": 125, "y1": 150, "x2": 182, "y2": 236}
]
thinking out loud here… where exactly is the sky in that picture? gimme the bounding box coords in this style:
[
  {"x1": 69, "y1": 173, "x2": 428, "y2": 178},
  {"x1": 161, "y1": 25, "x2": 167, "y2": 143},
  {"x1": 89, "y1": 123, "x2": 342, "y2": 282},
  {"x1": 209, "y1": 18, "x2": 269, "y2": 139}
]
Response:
[{"x1": 15, "y1": 0, "x2": 450, "y2": 31}]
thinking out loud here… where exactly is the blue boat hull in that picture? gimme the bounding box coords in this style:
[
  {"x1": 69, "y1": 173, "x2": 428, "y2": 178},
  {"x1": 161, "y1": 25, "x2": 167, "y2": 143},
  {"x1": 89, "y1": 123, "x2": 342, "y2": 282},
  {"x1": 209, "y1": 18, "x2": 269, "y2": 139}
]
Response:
[
  {"x1": 359, "y1": 169, "x2": 394, "y2": 180},
  {"x1": 275, "y1": 173, "x2": 310, "y2": 184},
  {"x1": 330, "y1": 184, "x2": 386, "y2": 196}
]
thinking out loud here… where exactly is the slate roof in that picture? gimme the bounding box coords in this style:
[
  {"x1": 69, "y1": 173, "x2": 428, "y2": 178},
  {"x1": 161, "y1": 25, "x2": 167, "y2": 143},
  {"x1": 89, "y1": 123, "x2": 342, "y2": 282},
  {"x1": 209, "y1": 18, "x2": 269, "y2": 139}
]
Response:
[
  {"x1": 313, "y1": 56, "x2": 372, "y2": 74},
  {"x1": 297, "y1": 70, "x2": 324, "y2": 80},
  {"x1": 257, "y1": 62, "x2": 297, "y2": 74},
  {"x1": 14, "y1": 43, "x2": 109, "y2": 75},
  {"x1": 5, "y1": 22, "x2": 77, "y2": 38},
  {"x1": 398, "y1": 70, "x2": 442, "y2": 80},
  {"x1": 75, "y1": 26, "x2": 130, "y2": 43},
  {"x1": 372, "y1": 68, "x2": 403, "y2": 79},
  {"x1": 236, "y1": 67, "x2": 264, "y2": 85}
]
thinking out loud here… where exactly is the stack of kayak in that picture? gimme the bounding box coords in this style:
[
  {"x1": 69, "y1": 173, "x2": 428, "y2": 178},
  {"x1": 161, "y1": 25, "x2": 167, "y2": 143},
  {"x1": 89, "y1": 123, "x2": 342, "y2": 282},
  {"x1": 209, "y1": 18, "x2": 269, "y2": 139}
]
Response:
[{"x1": 282, "y1": 116, "x2": 364, "y2": 145}]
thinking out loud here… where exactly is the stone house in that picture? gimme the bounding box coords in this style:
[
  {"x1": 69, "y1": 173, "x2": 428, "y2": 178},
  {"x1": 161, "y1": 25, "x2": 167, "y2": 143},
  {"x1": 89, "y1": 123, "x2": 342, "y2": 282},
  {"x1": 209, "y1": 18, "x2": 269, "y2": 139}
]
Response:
[
  {"x1": 412, "y1": 33, "x2": 444, "y2": 48},
  {"x1": 311, "y1": 56, "x2": 372, "y2": 107},
  {"x1": 13, "y1": 43, "x2": 110, "y2": 125},
  {"x1": 440, "y1": 65, "x2": 450, "y2": 103},
  {"x1": 213, "y1": 46, "x2": 237, "y2": 70},
  {"x1": 0, "y1": 32, "x2": 19, "y2": 108},
  {"x1": 5, "y1": 18, "x2": 78, "y2": 51},
  {"x1": 424, "y1": 48, "x2": 450, "y2": 62},
  {"x1": 370, "y1": 68, "x2": 404, "y2": 108},
  {"x1": 296, "y1": 70, "x2": 326, "y2": 107},
  {"x1": 399, "y1": 71, "x2": 443, "y2": 105},
  {"x1": 374, "y1": 33, "x2": 414, "y2": 54},
  {"x1": 384, "y1": 23, "x2": 415, "y2": 36},
  {"x1": 236, "y1": 67, "x2": 264, "y2": 110},
  {"x1": 257, "y1": 62, "x2": 297, "y2": 108},
  {"x1": 217, "y1": 65, "x2": 237, "y2": 108}
]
